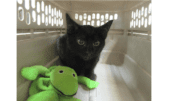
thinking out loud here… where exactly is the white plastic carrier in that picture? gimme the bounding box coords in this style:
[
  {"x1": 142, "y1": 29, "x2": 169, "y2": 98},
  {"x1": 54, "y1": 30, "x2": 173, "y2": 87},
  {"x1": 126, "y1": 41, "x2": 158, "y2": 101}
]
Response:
[{"x1": 17, "y1": 0, "x2": 151, "y2": 101}]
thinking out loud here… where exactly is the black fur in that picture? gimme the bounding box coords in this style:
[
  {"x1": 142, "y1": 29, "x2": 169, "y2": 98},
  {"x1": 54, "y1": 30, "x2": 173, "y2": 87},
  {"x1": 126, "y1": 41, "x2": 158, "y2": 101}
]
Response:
[{"x1": 57, "y1": 14, "x2": 113, "y2": 80}]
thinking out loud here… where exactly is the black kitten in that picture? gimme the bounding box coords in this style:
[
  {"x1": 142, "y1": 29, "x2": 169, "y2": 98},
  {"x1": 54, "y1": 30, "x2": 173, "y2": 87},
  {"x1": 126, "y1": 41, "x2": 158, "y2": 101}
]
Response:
[{"x1": 57, "y1": 14, "x2": 113, "y2": 80}]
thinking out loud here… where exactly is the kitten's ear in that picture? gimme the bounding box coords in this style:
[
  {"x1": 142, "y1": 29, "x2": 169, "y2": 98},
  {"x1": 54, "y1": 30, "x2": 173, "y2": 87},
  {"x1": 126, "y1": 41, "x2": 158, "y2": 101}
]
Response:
[
  {"x1": 100, "y1": 20, "x2": 113, "y2": 39},
  {"x1": 66, "y1": 13, "x2": 79, "y2": 34}
]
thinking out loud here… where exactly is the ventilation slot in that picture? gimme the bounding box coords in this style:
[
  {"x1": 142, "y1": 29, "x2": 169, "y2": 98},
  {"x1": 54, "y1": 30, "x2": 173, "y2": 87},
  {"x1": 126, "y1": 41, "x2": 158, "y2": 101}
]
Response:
[
  {"x1": 18, "y1": 7, "x2": 24, "y2": 21},
  {"x1": 75, "y1": 13, "x2": 78, "y2": 20},
  {"x1": 42, "y1": 13, "x2": 44, "y2": 23},
  {"x1": 37, "y1": 2, "x2": 40, "y2": 13},
  {"x1": 83, "y1": 20, "x2": 86, "y2": 25},
  {"x1": 18, "y1": 0, "x2": 23, "y2": 4},
  {"x1": 25, "y1": 0, "x2": 30, "y2": 10},
  {"x1": 97, "y1": 13, "x2": 100, "y2": 19},
  {"x1": 84, "y1": 13, "x2": 87, "y2": 19},
  {"x1": 32, "y1": 10, "x2": 36, "y2": 22},
  {"x1": 114, "y1": 13, "x2": 118, "y2": 20},
  {"x1": 92, "y1": 13, "x2": 95, "y2": 19},
  {"x1": 101, "y1": 22, "x2": 104, "y2": 26},
  {"x1": 101, "y1": 15, "x2": 104, "y2": 21},
  {"x1": 79, "y1": 15, "x2": 82, "y2": 21},
  {"x1": 37, "y1": 14, "x2": 41, "y2": 25},
  {"x1": 105, "y1": 13, "x2": 109, "y2": 19},
  {"x1": 88, "y1": 15, "x2": 91, "y2": 21},
  {"x1": 91, "y1": 20, "x2": 95, "y2": 26},
  {"x1": 41, "y1": 1, "x2": 44, "y2": 12},
  {"x1": 26, "y1": 12, "x2": 31, "y2": 25},
  {"x1": 31, "y1": 0, "x2": 35, "y2": 8},
  {"x1": 45, "y1": 17, "x2": 48, "y2": 26}
]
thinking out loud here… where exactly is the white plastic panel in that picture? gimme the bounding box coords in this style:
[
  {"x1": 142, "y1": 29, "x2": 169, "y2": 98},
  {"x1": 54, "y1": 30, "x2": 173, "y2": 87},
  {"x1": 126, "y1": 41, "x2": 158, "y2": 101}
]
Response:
[
  {"x1": 68, "y1": 12, "x2": 122, "y2": 29},
  {"x1": 17, "y1": 0, "x2": 65, "y2": 29},
  {"x1": 127, "y1": 1, "x2": 151, "y2": 31},
  {"x1": 17, "y1": 35, "x2": 60, "y2": 86}
]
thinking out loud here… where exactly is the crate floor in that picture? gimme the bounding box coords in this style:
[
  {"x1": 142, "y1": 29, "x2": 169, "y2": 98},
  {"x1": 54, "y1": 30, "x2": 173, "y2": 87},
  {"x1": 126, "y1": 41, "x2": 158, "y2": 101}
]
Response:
[{"x1": 73, "y1": 63, "x2": 134, "y2": 101}]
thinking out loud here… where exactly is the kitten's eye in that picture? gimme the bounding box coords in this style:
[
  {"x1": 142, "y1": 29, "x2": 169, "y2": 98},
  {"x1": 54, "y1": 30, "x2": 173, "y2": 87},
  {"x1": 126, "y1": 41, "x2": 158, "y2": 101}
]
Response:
[
  {"x1": 77, "y1": 39, "x2": 85, "y2": 45},
  {"x1": 93, "y1": 41, "x2": 100, "y2": 46},
  {"x1": 72, "y1": 73, "x2": 76, "y2": 77},
  {"x1": 59, "y1": 70, "x2": 64, "y2": 73}
]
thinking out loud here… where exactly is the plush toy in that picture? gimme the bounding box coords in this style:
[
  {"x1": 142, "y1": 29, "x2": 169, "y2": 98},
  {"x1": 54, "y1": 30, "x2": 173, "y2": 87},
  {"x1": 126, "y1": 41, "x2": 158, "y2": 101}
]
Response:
[{"x1": 21, "y1": 65, "x2": 99, "y2": 101}]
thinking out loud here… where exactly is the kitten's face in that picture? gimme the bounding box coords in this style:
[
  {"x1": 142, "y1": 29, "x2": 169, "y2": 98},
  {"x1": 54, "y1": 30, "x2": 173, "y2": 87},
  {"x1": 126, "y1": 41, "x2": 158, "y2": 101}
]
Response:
[{"x1": 66, "y1": 14, "x2": 113, "y2": 61}]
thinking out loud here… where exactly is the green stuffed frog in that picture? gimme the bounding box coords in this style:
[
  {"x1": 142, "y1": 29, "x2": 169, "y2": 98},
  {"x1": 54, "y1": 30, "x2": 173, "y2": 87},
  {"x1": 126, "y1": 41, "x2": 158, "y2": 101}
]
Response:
[{"x1": 21, "y1": 65, "x2": 99, "y2": 101}]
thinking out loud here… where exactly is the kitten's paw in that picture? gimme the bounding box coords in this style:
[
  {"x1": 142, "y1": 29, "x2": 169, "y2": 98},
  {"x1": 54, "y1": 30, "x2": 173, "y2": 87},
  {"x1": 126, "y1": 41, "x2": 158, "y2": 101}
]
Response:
[
  {"x1": 90, "y1": 73, "x2": 97, "y2": 81},
  {"x1": 21, "y1": 67, "x2": 39, "y2": 80}
]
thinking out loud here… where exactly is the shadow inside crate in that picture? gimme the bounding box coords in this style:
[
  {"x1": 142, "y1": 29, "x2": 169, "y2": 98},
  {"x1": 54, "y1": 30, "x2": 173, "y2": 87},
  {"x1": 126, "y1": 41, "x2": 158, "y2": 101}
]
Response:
[{"x1": 99, "y1": 33, "x2": 127, "y2": 66}]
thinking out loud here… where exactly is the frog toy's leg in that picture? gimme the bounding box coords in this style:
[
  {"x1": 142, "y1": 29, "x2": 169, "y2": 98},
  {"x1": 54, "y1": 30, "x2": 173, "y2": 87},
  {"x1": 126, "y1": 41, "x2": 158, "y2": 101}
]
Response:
[
  {"x1": 27, "y1": 90, "x2": 59, "y2": 101},
  {"x1": 21, "y1": 65, "x2": 50, "y2": 80},
  {"x1": 59, "y1": 96, "x2": 81, "y2": 101},
  {"x1": 78, "y1": 76, "x2": 100, "y2": 89},
  {"x1": 37, "y1": 77, "x2": 51, "y2": 90},
  {"x1": 29, "y1": 77, "x2": 51, "y2": 96},
  {"x1": 29, "y1": 79, "x2": 41, "y2": 96}
]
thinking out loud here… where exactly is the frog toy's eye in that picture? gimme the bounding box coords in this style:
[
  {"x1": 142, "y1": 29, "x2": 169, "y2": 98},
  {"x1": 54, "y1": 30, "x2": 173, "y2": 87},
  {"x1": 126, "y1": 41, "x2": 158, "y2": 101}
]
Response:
[
  {"x1": 73, "y1": 73, "x2": 76, "y2": 77},
  {"x1": 59, "y1": 70, "x2": 63, "y2": 73}
]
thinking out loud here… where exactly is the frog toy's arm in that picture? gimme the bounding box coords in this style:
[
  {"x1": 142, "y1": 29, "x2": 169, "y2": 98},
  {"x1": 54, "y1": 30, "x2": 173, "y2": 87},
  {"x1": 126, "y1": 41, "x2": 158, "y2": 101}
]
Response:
[
  {"x1": 78, "y1": 76, "x2": 100, "y2": 89},
  {"x1": 21, "y1": 65, "x2": 50, "y2": 80}
]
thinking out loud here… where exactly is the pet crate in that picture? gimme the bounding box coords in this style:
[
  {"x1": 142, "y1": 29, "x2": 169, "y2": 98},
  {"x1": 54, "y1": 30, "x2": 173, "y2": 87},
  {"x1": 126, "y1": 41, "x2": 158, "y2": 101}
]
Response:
[{"x1": 17, "y1": 0, "x2": 151, "y2": 101}]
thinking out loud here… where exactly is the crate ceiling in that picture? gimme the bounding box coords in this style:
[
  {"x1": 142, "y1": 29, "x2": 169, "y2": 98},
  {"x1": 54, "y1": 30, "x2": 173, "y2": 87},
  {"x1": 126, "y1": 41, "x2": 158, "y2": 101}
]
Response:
[{"x1": 45, "y1": 0, "x2": 150, "y2": 12}]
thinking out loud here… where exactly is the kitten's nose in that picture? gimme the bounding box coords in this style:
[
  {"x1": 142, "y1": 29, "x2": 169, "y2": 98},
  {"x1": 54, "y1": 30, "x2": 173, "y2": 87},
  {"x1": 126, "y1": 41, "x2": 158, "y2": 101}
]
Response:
[
  {"x1": 86, "y1": 51, "x2": 92, "y2": 56},
  {"x1": 86, "y1": 46, "x2": 93, "y2": 56}
]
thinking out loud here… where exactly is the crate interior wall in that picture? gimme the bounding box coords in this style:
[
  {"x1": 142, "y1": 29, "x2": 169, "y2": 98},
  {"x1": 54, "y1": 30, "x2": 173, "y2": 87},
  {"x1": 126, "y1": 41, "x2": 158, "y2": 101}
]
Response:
[{"x1": 17, "y1": 0, "x2": 151, "y2": 101}]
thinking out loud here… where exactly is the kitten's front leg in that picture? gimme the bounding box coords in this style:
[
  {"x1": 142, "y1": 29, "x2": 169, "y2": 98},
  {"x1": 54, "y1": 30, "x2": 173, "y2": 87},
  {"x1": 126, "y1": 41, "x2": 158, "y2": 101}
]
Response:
[
  {"x1": 84, "y1": 57, "x2": 99, "y2": 81},
  {"x1": 84, "y1": 67, "x2": 97, "y2": 81}
]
